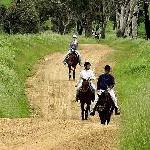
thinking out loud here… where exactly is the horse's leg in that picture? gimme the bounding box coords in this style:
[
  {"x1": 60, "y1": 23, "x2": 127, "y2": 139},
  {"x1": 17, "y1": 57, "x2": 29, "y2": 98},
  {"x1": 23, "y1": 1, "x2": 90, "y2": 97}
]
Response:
[
  {"x1": 81, "y1": 103, "x2": 85, "y2": 120},
  {"x1": 103, "y1": 111, "x2": 107, "y2": 125},
  {"x1": 107, "y1": 111, "x2": 111, "y2": 125},
  {"x1": 73, "y1": 68, "x2": 75, "y2": 80},
  {"x1": 69, "y1": 66, "x2": 71, "y2": 80},
  {"x1": 99, "y1": 111, "x2": 105, "y2": 125},
  {"x1": 85, "y1": 104, "x2": 90, "y2": 120},
  {"x1": 99, "y1": 112, "x2": 102, "y2": 124}
]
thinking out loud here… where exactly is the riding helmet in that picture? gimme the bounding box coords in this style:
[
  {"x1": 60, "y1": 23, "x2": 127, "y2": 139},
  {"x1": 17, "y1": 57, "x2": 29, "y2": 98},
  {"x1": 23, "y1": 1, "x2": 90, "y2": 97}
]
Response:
[
  {"x1": 84, "y1": 62, "x2": 91, "y2": 67},
  {"x1": 104, "y1": 65, "x2": 111, "y2": 71},
  {"x1": 73, "y1": 34, "x2": 77, "y2": 38}
]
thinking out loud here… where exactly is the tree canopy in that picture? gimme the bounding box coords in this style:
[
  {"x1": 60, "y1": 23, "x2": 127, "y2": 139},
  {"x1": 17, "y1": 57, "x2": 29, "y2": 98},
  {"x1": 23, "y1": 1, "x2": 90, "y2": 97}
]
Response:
[{"x1": 0, "y1": 0, "x2": 149, "y2": 39}]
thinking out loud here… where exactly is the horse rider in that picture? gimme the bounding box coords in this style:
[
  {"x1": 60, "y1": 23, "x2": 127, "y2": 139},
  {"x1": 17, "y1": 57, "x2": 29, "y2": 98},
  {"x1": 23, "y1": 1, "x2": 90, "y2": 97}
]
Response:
[
  {"x1": 75, "y1": 61, "x2": 96, "y2": 100},
  {"x1": 63, "y1": 34, "x2": 81, "y2": 65},
  {"x1": 90, "y1": 65, "x2": 120, "y2": 115}
]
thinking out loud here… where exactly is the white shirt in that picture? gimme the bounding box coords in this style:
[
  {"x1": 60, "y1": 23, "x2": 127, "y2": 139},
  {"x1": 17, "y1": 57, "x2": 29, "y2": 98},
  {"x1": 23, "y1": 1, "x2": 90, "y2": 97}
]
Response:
[
  {"x1": 77, "y1": 69, "x2": 95, "y2": 86},
  {"x1": 69, "y1": 39, "x2": 78, "y2": 50}
]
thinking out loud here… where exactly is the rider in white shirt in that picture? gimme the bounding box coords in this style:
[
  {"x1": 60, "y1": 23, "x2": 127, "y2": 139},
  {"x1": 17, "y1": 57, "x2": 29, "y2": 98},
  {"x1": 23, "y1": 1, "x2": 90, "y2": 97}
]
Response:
[{"x1": 75, "y1": 62, "x2": 96, "y2": 100}]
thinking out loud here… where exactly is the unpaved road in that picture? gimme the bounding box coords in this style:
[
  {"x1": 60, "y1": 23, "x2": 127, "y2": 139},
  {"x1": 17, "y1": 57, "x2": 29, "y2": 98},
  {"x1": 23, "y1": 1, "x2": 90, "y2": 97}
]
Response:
[{"x1": 0, "y1": 44, "x2": 120, "y2": 150}]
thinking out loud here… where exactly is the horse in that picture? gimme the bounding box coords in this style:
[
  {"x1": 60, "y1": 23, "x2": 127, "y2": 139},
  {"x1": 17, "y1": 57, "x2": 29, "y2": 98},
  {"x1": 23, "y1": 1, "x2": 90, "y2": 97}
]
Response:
[
  {"x1": 66, "y1": 51, "x2": 79, "y2": 80},
  {"x1": 77, "y1": 79, "x2": 95, "y2": 120},
  {"x1": 96, "y1": 90, "x2": 114, "y2": 125}
]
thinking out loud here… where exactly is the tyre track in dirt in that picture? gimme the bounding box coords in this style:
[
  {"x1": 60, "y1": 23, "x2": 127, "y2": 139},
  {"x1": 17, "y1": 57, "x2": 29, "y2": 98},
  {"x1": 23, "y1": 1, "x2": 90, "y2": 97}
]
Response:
[{"x1": 0, "y1": 44, "x2": 119, "y2": 150}]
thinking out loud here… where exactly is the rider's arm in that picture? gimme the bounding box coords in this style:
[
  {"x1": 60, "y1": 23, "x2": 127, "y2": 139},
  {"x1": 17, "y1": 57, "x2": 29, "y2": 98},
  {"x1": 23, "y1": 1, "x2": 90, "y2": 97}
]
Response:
[
  {"x1": 97, "y1": 76, "x2": 101, "y2": 90},
  {"x1": 76, "y1": 42, "x2": 78, "y2": 50},
  {"x1": 109, "y1": 85, "x2": 114, "y2": 89},
  {"x1": 90, "y1": 70, "x2": 95, "y2": 81},
  {"x1": 75, "y1": 71, "x2": 82, "y2": 87},
  {"x1": 108, "y1": 75, "x2": 115, "y2": 89}
]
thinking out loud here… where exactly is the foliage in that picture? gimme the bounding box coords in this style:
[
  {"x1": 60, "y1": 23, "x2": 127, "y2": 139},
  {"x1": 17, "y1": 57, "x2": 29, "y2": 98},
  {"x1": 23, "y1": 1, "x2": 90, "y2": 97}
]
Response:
[
  {"x1": 0, "y1": 0, "x2": 12, "y2": 6},
  {"x1": 3, "y1": 0, "x2": 40, "y2": 34}
]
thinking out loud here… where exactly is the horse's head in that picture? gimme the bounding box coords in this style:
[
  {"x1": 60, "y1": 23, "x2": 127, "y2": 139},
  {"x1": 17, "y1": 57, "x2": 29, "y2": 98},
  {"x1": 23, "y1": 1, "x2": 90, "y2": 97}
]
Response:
[{"x1": 80, "y1": 79, "x2": 90, "y2": 92}]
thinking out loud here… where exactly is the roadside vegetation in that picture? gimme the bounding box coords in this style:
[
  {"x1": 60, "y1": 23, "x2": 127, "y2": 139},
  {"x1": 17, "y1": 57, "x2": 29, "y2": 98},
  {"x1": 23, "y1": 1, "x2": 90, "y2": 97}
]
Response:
[{"x1": 100, "y1": 33, "x2": 150, "y2": 150}]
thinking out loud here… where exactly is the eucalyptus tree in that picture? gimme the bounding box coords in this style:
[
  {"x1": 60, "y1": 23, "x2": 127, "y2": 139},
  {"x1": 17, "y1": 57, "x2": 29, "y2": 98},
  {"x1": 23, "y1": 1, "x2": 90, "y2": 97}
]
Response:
[
  {"x1": 115, "y1": 0, "x2": 139, "y2": 38},
  {"x1": 143, "y1": 0, "x2": 150, "y2": 39},
  {"x1": 0, "y1": 4, "x2": 6, "y2": 32}
]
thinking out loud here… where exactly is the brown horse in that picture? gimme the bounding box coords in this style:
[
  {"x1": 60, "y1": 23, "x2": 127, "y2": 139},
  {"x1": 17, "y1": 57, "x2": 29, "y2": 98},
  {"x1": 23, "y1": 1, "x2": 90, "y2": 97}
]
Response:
[
  {"x1": 96, "y1": 90, "x2": 114, "y2": 125},
  {"x1": 66, "y1": 51, "x2": 79, "y2": 80},
  {"x1": 77, "y1": 79, "x2": 95, "y2": 120}
]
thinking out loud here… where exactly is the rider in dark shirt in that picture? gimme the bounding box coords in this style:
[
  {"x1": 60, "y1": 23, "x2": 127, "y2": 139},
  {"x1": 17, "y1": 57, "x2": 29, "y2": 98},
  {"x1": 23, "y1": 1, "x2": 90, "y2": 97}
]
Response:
[
  {"x1": 97, "y1": 73, "x2": 115, "y2": 90},
  {"x1": 90, "y1": 65, "x2": 120, "y2": 115}
]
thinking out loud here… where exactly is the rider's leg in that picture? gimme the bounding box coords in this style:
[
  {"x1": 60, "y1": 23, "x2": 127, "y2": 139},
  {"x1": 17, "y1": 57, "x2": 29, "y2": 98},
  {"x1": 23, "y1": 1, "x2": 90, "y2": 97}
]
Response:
[
  {"x1": 75, "y1": 83, "x2": 82, "y2": 100},
  {"x1": 75, "y1": 50, "x2": 82, "y2": 65},
  {"x1": 108, "y1": 89, "x2": 120, "y2": 115},
  {"x1": 63, "y1": 50, "x2": 71, "y2": 64},
  {"x1": 89, "y1": 82, "x2": 97, "y2": 103}
]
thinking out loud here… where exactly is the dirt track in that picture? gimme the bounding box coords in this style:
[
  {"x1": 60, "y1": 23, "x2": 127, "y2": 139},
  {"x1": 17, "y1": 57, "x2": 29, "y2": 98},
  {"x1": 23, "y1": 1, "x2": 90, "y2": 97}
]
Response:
[{"x1": 0, "y1": 44, "x2": 119, "y2": 150}]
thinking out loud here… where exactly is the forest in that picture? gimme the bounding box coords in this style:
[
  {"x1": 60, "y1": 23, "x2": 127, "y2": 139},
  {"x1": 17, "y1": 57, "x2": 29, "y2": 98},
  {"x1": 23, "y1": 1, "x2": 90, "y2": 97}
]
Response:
[{"x1": 0, "y1": 0, "x2": 150, "y2": 39}]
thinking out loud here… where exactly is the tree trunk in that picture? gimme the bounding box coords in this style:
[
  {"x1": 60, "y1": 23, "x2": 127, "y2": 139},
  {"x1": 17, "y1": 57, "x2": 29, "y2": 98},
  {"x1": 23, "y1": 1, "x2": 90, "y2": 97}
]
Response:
[
  {"x1": 85, "y1": 14, "x2": 92, "y2": 37},
  {"x1": 116, "y1": 3, "x2": 120, "y2": 31},
  {"x1": 101, "y1": 22, "x2": 107, "y2": 39},
  {"x1": 144, "y1": 0, "x2": 150, "y2": 39},
  {"x1": 77, "y1": 20, "x2": 83, "y2": 35},
  {"x1": 101, "y1": 0, "x2": 107, "y2": 39},
  {"x1": 116, "y1": 0, "x2": 138, "y2": 38},
  {"x1": 132, "y1": 4, "x2": 138, "y2": 38}
]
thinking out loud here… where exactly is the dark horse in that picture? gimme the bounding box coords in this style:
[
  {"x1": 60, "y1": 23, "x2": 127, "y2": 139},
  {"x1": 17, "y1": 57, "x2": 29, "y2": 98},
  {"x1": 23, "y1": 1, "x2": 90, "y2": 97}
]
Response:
[
  {"x1": 66, "y1": 51, "x2": 79, "y2": 80},
  {"x1": 77, "y1": 79, "x2": 95, "y2": 120},
  {"x1": 96, "y1": 90, "x2": 114, "y2": 125}
]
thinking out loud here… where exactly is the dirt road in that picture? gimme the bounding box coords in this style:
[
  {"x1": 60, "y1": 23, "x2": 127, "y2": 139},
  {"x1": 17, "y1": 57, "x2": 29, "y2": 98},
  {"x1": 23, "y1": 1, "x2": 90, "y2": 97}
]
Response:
[{"x1": 0, "y1": 44, "x2": 119, "y2": 150}]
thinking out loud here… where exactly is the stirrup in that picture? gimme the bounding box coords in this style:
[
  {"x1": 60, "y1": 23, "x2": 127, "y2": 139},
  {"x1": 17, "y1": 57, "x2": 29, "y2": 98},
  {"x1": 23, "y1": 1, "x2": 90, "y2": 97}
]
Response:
[{"x1": 115, "y1": 109, "x2": 120, "y2": 115}]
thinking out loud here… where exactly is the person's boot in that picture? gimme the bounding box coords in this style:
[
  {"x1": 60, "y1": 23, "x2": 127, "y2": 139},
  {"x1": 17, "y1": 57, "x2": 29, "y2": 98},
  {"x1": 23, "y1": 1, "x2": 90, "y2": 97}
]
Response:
[
  {"x1": 115, "y1": 107, "x2": 120, "y2": 115},
  {"x1": 63, "y1": 60, "x2": 67, "y2": 65},
  {"x1": 79, "y1": 60, "x2": 82, "y2": 66},
  {"x1": 78, "y1": 56, "x2": 82, "y2": 66},
  {"x1": 90, "y1": 105, "x2": 96, "y2": 116},
  {"x1": 90, "y1": 110, "x2": 95, "y2": 116},
  {"x1": 76, "y1": 92, "x2": 79, "y2": 102}
]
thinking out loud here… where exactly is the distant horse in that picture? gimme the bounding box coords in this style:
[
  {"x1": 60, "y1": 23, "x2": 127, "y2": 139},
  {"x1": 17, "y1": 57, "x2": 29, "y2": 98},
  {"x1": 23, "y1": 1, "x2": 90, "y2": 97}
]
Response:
[
  {"x1": 96, "y1": 90, "x2": 114, "y2": 125},
  {"x1": 66, "y1": 51, "x2": 79, "y2": 80},
  {"x1": 77, "y1": 79, "x2": 95, "y2": 120}
]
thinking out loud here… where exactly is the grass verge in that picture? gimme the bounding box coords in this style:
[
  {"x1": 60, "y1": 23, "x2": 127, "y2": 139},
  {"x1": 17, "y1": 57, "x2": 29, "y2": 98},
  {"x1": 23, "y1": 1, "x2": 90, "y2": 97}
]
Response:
[
  {"x1": 0, "y1": 31, "x2": 97, "y2": 118},
  {"x1": 100, "y1": 34, "x2": 150, "y2": 150}
]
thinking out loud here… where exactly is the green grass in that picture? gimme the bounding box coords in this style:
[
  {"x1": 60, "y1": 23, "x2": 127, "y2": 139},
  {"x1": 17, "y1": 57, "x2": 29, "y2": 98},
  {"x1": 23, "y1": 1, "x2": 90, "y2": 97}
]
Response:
[
  {"x1": 0, "y1": 31, "x2": 97, "y2": 118},
  {"x1": 0, "y1": 0, "x2": 12, "y2": 6},
  {"x1": 99, "y1": 34, "x2": 150, "y2": 150}
]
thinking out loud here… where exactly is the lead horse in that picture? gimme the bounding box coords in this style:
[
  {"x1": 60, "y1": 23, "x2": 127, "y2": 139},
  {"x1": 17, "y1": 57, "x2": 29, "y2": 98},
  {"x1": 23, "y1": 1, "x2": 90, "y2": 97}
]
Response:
[
  {"x1": 66, "y1": 51, "x2": 79, "y2": 80},
  {"x1": 96, "y1": 90, "x2": 114, "y2": 125},
  {"x1": 77, "y1": 79, "x2": 95, "y2": 120}
]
